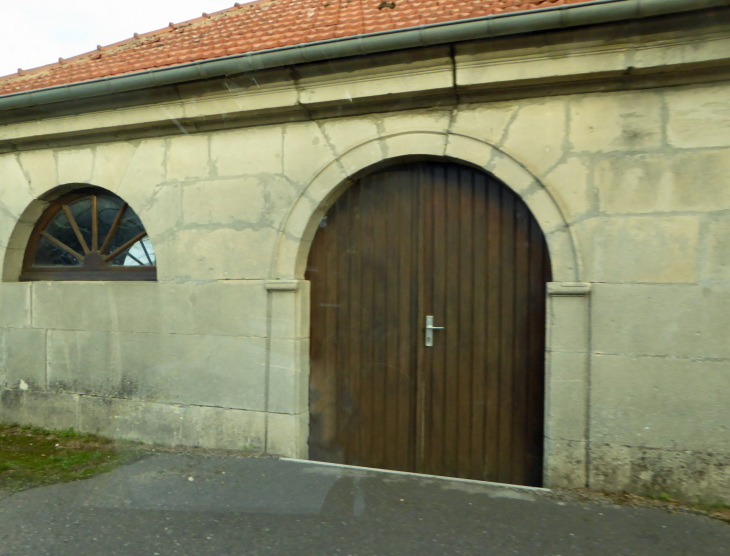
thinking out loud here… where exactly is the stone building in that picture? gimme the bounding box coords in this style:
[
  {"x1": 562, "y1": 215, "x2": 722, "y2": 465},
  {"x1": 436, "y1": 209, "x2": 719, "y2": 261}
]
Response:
[{"x1": 0, "y1": 0, "x2": 729, "y2": 502}]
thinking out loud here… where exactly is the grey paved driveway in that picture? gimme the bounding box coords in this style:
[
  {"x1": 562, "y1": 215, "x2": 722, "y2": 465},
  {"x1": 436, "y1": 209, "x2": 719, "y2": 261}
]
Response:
[{"x1": 0, "y1": 453, "x2": 727, "y2": 555}]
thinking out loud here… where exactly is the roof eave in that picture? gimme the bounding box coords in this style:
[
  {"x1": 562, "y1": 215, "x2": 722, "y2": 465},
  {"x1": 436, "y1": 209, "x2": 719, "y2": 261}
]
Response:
[{"x1": 0, "y1": 0, "x2": 727, "y2": 112}]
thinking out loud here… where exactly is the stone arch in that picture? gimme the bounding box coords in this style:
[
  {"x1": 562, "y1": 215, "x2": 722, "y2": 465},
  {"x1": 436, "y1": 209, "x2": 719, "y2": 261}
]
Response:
[{"x1": 271, "y1": 131, "x2": 580, "y2": 283}]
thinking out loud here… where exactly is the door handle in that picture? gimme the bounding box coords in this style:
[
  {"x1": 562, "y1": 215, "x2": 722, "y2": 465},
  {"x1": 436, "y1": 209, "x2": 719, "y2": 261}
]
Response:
[{"x1": 425, "y1": 316, "x2": 444, "y2": 347}]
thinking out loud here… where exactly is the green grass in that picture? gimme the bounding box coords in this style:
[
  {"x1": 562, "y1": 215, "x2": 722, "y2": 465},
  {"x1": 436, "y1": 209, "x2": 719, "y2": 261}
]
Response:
[{"x1": 0, "y1": 424, "x2": 140, "y2": 492}]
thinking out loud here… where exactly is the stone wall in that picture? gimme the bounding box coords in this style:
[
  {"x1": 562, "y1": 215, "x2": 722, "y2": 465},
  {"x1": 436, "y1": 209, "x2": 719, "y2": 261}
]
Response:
[{"x1": 1, "y1": 16, "x2": 729, "y2": 502}]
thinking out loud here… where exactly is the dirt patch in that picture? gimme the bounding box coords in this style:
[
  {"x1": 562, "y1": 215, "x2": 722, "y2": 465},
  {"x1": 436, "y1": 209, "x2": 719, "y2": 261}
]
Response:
[{"x1": 552, "y1": 488, "x2": 730, "y2": 526}]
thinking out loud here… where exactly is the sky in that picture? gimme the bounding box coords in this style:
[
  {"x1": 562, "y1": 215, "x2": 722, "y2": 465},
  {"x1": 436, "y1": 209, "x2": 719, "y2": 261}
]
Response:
[{"x1": 0, "y1": 0, "x2": 256, "y2": 78}]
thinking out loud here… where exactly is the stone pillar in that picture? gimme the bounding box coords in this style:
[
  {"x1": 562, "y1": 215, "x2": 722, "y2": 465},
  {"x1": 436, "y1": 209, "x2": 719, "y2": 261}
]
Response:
[
  {"x1": 264, "y1": 280, "x2": 310, "y2": 459},
  {"x1": 543, "y1": 282, "x2": 592, "y2": 489}
]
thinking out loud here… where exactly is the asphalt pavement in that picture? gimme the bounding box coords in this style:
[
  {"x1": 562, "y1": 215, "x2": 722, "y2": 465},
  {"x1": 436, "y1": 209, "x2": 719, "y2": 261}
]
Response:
[{"x1": 0, "y1": 453, "x2": 727, "y2": 555}]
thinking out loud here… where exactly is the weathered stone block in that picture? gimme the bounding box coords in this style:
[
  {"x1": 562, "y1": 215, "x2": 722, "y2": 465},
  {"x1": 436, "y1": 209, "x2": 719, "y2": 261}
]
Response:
[
  {"x1": 47, "y1": 330, "x2": 268, "y2": 411},
  {"x1": 383, "y1": 132, "x2": 446, "y2": 160},
  {"x1": 0, "y1": 390, "x2": 78, "y2": 431},
  {"x1": 268, "y1": 338, "x2": 309, "y2": 415},
  {"x1": 545, "y1": 351, "x2": 589, "y2": 442},
  {"x1": 181, "y1": 405, "x2": 266, "y2": 451},
  {"x1": 211, "y1": 126, "x2": 283, "y2": 177},
  {"x1": 283, "y1": 121, "x2": 336, "y2": 186},
  {"x1": 0, "y1": 283, "x2": 31, "y2": 328},
  {"x1": 590, "y1": 354, "x2": 730, "y2": 453},
  {"x1": 2, "y1": 328, "x2": 46, "y2": 391},
  {"x1": 502, "y1": 100, "x2": 567, "y2": 177},
  {"x1": 574, "y1": 216, "x2": 700, "y2": 283},
  {"x1": 450, "y1": 103, "x2": 518, "y2": 145},
  {"x1": 192, "y1": 280, "x2": 267, "y2": 338},
  {"x1": 569, "y1": 91, "x2": 663, "y2": 153},
  {"x1": 116, "y1": 139, "x2": 167, "y2": 211},
  {"x1": 57, "y1": 148, "x2": 94, "y2": 185},
  {"x1": 591, "y1": 284, "x2": 730, "y2": 359},
  {"x1": 269, "y1": 283, "x2": 310, "y2": 339},
  {"x1": 167, "y1": 134, "x2": 210, "y2": 181},
  {"x1": 706, "y1": 218, "x2": 730, "y2": 283},
  {"x1": 589, "y1": 443, "x2": 730, "y2": 504},
  {"x1": 266, "y1": 411, "x2": 308, "y2": 458},
  {"x1": 32, "y1": 281, "x2": 196, "y2": 335},
  {"x1": 91, "y1": 142, "x2": 136, "y2": 193},
  {"x1": 543, "y1": 438, "x2": 586, "y2": 489},
  {"x1": 546, "y1": 293, "x2": 589, "y2": 353},
  {"x1": 78, "y1": 396, "x2": 184, "y2": 445},
  {"x1": 0, "y1": 154, "x2": 33, "y2": 216},
  {"x1": 597, "y1": 150, "x2": 730, "y2": 214},
  {"x1": 160, "y1": 226, "x2": 277, "y2": 280},
  {"x1": 543, "y1": 157, "x2": 592, "y2": 222},
  {"x1": 380, "y1": 110, "x2": 452, "y2": 136},
  {"x1": 666, "y1": 83, "x2": 730, "y2": 149},
  {"x1": 17, "y1": 149, "x2": 57, "y2": 197},
  {"x1": 182, "y1": 177, "x2": 265, "y2": 227}
]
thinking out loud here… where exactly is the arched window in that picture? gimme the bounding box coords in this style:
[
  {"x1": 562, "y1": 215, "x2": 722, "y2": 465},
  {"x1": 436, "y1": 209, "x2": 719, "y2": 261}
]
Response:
[{"x1": 21, "y1": 188, "x2": 156, "y2": 281}]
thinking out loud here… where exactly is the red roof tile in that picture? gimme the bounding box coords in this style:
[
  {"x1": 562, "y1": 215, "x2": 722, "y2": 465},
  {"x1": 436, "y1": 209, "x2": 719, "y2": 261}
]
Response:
[{"x1": 0, "y1": 0, "x2": 596, "y2": 97}]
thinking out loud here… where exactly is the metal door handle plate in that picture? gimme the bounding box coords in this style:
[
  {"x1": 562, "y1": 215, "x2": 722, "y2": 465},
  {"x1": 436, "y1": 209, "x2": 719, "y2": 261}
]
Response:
[{"x1": 425, "y1": 315, "x2": 444, "y2": 347}]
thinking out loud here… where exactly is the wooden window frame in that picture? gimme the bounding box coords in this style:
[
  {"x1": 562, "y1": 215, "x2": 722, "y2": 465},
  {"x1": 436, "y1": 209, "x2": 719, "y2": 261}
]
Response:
[{"x1": 20, "y1": 189, "x2": 157, "y2": 282}]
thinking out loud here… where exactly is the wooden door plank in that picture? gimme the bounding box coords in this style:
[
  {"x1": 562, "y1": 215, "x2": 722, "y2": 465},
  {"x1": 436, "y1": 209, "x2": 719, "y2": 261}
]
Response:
[
  {"x1": 485, "y1": 179, "x2": 503, "y2": 482},
  {"x1": 498, "y1": 188, "x2": 516, "y2": 484},
  {"x1": 471, "y1": 173, "x2": 488, "y2": 481},
  {"x1": 457, "y1": 167, "x2": 475, "y2": 479}
]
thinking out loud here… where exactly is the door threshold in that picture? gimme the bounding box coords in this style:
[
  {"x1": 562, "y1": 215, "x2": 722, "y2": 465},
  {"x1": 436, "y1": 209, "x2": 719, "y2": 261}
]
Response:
[{"x1": 283, "y1": 458, "x2": 551, "y2": 493}]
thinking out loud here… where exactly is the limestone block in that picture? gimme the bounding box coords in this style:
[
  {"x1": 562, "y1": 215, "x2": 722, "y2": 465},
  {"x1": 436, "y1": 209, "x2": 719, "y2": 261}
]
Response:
[
  {"x1": 283, "y1": 122, "x2": 336, "y2": 186},
  {"x1": 262, "y1": 174, "x2": 304, "y2": 229},
  {"x1": 543, "y1": 157, "x2": 592, "y2": 222},
  {"x1": 0, "y1": 390, "x2": 78, "y2": 431},
  {"x1": 379, "y1": 110, "x2": 452, "y2": 136},
  {"x1": 485, "y1": 149, "x2": 542, "y2": 197},
  {"x1": 382, "y1": 132, "x2": 446, "y2": 160},
  {"x1": 589, "y1": 444, "x2": 730, "y2": 504},
  {"x1": 48, "y1": 330, "x2": 268, "y2": 411},
  {"x1": 266, "y1": 411, "x2": 308, "y2": 458},
  {"x1": 597, "y1": 150, "x2": 730, "y2": 214},
  {"x1": 116, "y1": 139, "x2": 167, "y2": 212},
  {"x1": 269, "y1": 283, "x2": 310, "y2": 339},
  {"x1": 444, "y1": 135, "x2": 494, "y2": 171},
  {"x1": 17, "y1": 149, "x2": 56, "y2": 197},
  {"x1": 522, "y1": 188, "x2": 567, "y2": 235},
  {"x1": 2, "y1": 328, "x2": 46, "y2": 391},
  {"x1": 159, "y1": 226, "x2": 277, "y2": 280},
  {"x1": 450, "y1": 103, "x2": 518, "y2": 145},
  {"x1": 78, "y1": 396, "x2": 184, "y2": 446},
  {"x1": 337, "y1": 138, "x2": 386, "y2": 178},
  {"x1": 591, "y1": 284, "x2": 730, "y2": 359},
  {"x1": 182, "y1": 178, "x2": 265, "y2": 227},
  {"x1": 588, "y1": 443, "x2": 633, "y2": 493},
  {"x1": 546, "y1": 293, "x2": 589, "y2": 353},
  {"x1": 32, "y1": 282, "x2": 195, "y2": 335},
  {"x1": 574, "y1": 216, "x2": 700, "y2": 283},
  {"x1": 181, "y1": 405, "x2": 266, "y2": 451},
  {"x1": 0, "y1": 154, "x2": 34, "y2": 216},
  {"x1": 666, "y1": 83, "x2": 730, "y2": 149},
  {"x1": 211, "y1": 126, "x2": 283, "y2": 177},
  {"x1": 0, "y1": 283, "x2": 31, "y2": 328},
  {"x1": 705, "y1": 218, "x2": 730, "y2": 283},
  {"x1": 543, "y1": 438, "x2": 586, "y2": 489},
  {"x1": 320, "y1": 117, "x2": 379, "y2": 157},
  {"x1": 544, "y1": 228, "x2": 579, "y2": 283},
  {"x1": 545, "y1": 352, "x2": 589, "y2": 442},
  {"x1": 192, "y1": 280, "x2": 267, "y2": 338},
  {"x1": 268, "y1": 338, "x2": 309, "y2": 415},
  {"x1": 166, "y1": 134, "x2": 210, "y2": 181},
  {"x1": 569, "y1": 91, "x2": 663, "y2": 153},
  {"x1": 590, "y1": 354, "x2": 730, "y2": 453},
  {"x1": 501, "y1": 100, "x2": 567, "y2": 177},
  {"x1": 57, "y1": 148, "x2": 94, "y2": 185},
  {"x1": 91, "y1": 142, "x2": 136, "y2": 192}
]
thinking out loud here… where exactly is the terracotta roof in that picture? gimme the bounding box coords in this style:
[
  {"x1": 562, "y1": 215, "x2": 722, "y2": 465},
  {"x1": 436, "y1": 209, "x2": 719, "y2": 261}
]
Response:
[{"x1": 0, "y1": 0, "x2": 595, "y2": 97}]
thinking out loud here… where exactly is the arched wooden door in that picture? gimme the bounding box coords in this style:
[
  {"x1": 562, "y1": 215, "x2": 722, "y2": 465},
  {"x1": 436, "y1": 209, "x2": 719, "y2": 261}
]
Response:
[{"x1": 306, "y1": 161, "x2": 551, "y2": 487}]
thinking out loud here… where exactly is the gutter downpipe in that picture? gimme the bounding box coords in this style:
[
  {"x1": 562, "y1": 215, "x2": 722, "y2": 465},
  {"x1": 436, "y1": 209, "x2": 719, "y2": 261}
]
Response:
[{"x1": 0, "y1": 0, "x2": 727, "y2": 112}]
